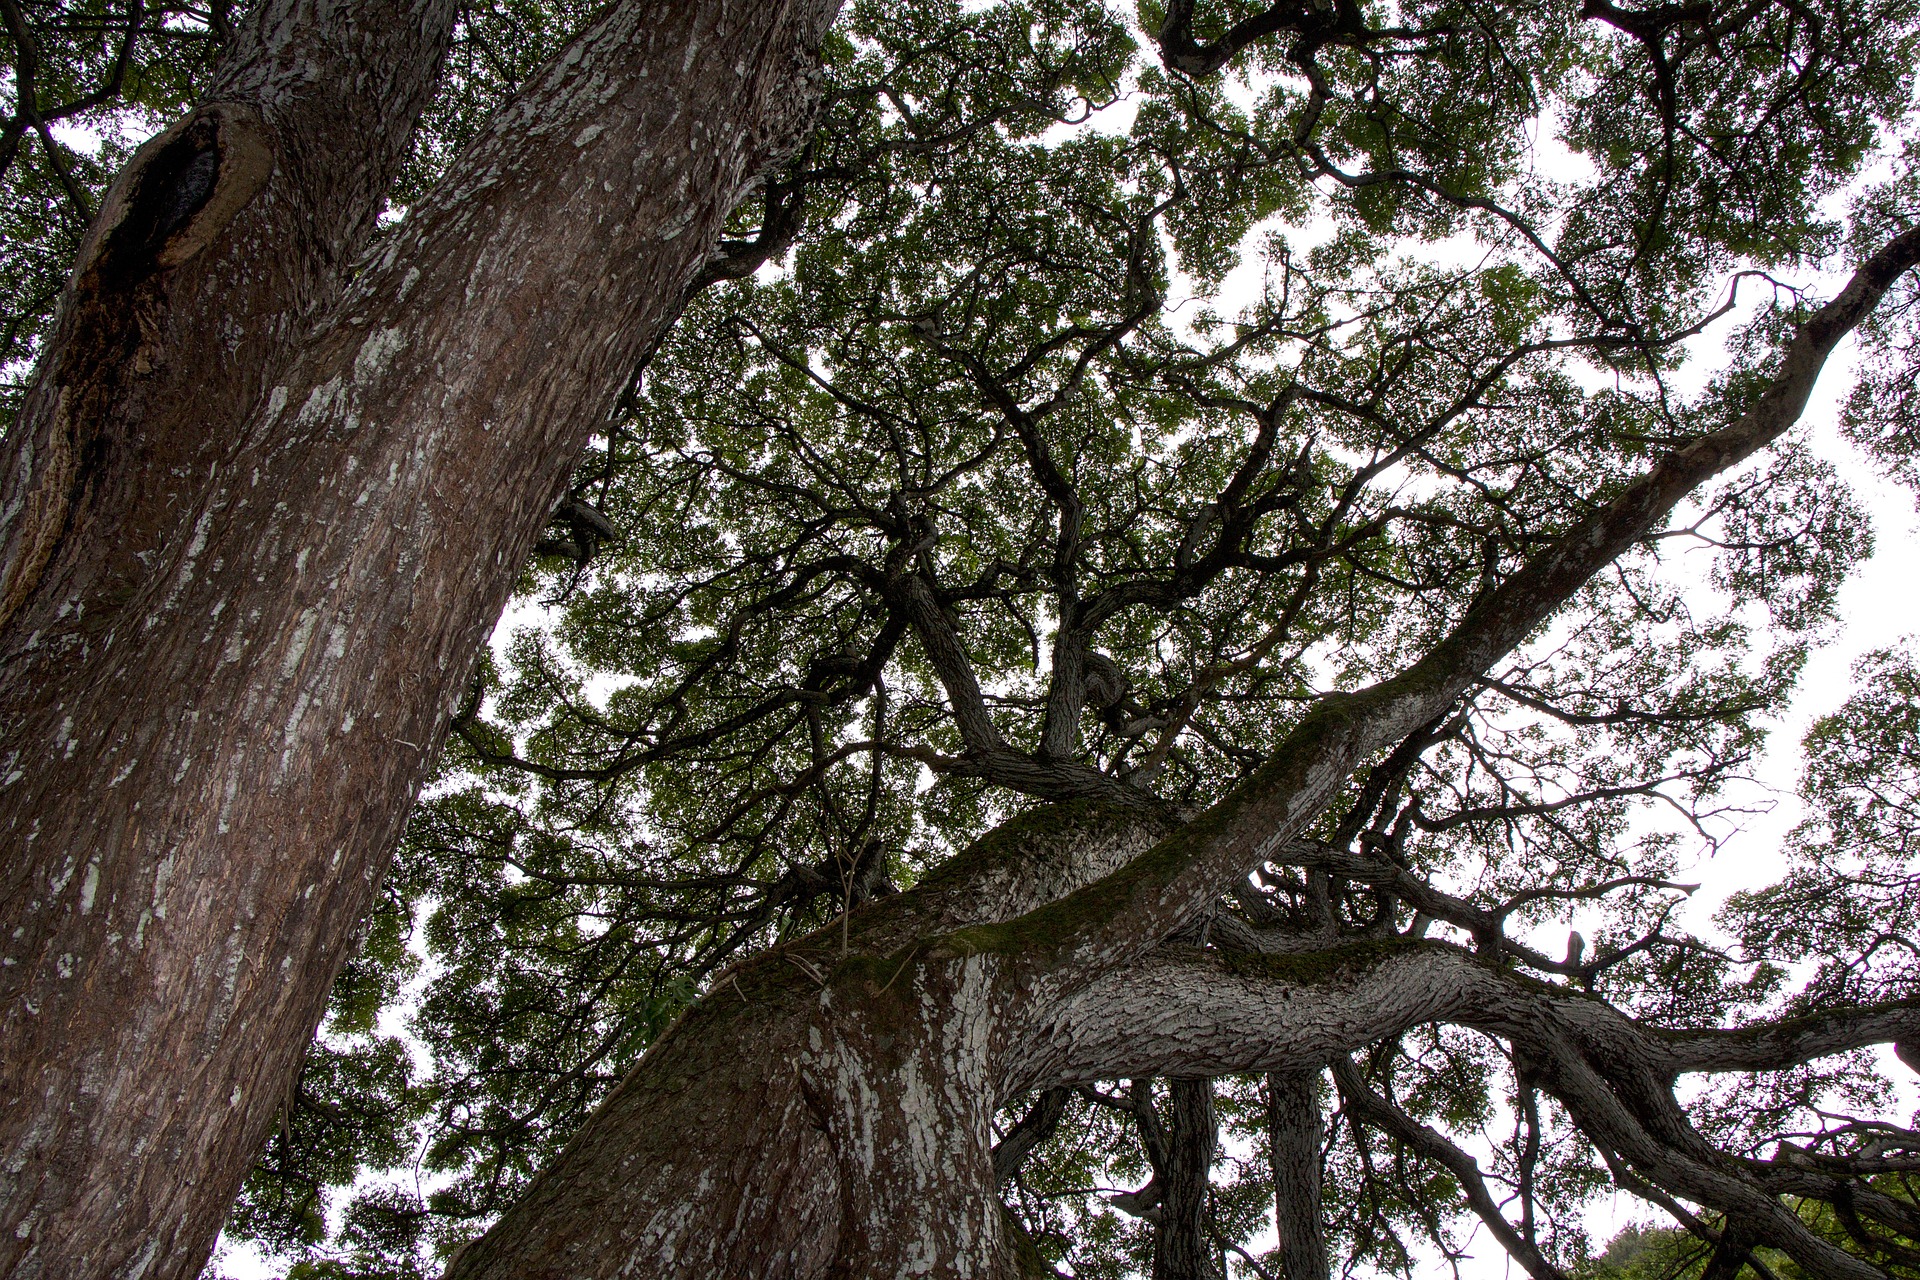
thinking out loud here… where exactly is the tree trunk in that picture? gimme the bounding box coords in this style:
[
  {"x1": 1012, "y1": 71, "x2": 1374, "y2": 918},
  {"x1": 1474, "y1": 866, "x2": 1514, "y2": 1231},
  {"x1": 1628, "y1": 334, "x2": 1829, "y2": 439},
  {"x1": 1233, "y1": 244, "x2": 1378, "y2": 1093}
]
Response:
[
  {"x1": 430, "y1": 813, "x2": 1920, "y2": 1278},
  {"x1": 440, "y1": 951, "x2": 1027, "y2": 1279},
  {"x1": 1154, "y1": 1078, "x2": 1221, "y2": 1280},
  {"x1": 0, "y1": 0, "x2": 463, "y2": 642},
  {"x1": 446, "y1": 803, "x2": 1174, "y2": 1280},
  {"x1": 0, "y1": 2, "x2": 841, "y2": 1275},
  {"x1": 1267, "y1": 1071, "x2": 1329, "y2": 1280}
]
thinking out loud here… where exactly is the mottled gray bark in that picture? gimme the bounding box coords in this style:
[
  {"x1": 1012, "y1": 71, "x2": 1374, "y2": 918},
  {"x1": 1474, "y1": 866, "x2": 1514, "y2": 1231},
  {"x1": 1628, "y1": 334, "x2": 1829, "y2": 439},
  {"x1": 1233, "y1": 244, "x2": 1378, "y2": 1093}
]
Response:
[
  {"x1": 428, "y1": 805, "x2": 1907, "y2": 1279},
  {"x1": 444, "y1": 806, "x2": 1171, "y2": 1280},
  {"x1": 444, "y1": 949, "x2": 1022, "y2": 1279},
  {"x1": 0, "y1": 1, "x2": 841, "y2": 1275},
  {"x1": 448, "y1": 818, "x2": 1920, "y2": 1280},
  {"x1": 1067, "y1": 945, "x2": 1915, "y2": 1280}
]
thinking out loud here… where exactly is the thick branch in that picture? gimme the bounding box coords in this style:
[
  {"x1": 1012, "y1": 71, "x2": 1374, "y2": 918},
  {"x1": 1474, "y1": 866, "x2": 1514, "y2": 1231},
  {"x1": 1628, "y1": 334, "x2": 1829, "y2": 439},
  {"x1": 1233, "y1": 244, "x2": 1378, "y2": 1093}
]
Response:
[
  {"x1": 1155, "y1": 1078, "x2": 1221, "y2": 1280},
  {"x1": 1026, "y1": 942, "x2": 1495, "y2": 1083},
  {"x1": 895, "y1": 571, "x2": 1006, "y2": 754},
  {"x1": 1660, "y1": 1001, "x2": 1920, "y2": 1074},
  {"x1": 1034, "y1": 941, "x2": 1918, "y2": 1280},
  {"x1": 1027, "y1": 940, "x2": 1920, "y2": 1098},
  {"x1": 993, "y1": 1086, "x2": 1072, "y2": 1186},
  {"x1": 944, "y1": 222, "x2": 1920, "y2": 993},
  {"x1": 1330, "y1": 1059, "x2": 1567, "y2": 1280},
  {"x1": 1156, "y1": 0, "x2": 1371, "y2": 76}
]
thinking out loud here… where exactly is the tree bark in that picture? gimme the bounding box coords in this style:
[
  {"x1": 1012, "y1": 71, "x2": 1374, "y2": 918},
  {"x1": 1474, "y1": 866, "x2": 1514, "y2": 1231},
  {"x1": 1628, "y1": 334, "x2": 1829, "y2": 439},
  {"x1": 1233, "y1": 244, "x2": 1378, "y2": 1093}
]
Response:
[
  {"x1": 446, "y1": 802, "x2": 1168, "y2": 1280},
  {"x1": 992, "y1": 1088, "x2": 1072, "y2": 1187},
  {"x1": 0, "y1": 0, "x2": 461, "y2": 640},
  {"x1": 443, "y1": 952, "x2": 1026, "y2": 1279},
  {"x1": 424, "y1": 794, "x2": 1920, "y2": 1279},
  {"x1": 0, "y1": 1, "x2": 841, "y2": 1275}
]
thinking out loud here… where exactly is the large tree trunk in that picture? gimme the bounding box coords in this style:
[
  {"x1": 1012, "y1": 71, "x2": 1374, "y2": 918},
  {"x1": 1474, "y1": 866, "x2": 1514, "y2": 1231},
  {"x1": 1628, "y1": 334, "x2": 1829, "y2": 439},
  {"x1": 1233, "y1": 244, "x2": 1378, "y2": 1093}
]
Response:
[
  {"x1": 0, "y1": 0, "x2": 462, "y2": 642},
  {"x1": 0, "y1": 1, "x2": 841, "y2": 1275},
  {"x1": 444, "y1": 956, "x2": 1022, "y2": 1279},
  {"x1": 440, "y1": 805, "x2": 1179, "y2": 1280},
  {"x1": 435, "y1": 799, "x2": 1920, "y2": 1280}
]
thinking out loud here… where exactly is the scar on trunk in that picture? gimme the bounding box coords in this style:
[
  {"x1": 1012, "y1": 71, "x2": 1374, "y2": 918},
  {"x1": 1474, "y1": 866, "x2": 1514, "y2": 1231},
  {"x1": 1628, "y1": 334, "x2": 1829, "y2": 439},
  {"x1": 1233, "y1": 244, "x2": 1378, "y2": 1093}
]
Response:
[
  {"x1": 0, "y1": 103, "x2": 275, "y2": 633},
  {"x1": 86, "y1": 102, "x2": 276, "y2": 281}
]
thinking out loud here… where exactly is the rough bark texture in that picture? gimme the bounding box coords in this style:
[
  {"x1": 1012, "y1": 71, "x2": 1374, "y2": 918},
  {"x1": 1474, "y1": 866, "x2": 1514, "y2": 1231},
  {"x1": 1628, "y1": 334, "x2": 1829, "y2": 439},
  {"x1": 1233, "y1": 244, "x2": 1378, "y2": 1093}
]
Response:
[
  {"x1": 0, "y1": 0, "x2": 461, "y2": 638},
  {"x1": 443, "y1": 804, "x2": 1170, "y2": 1280},
  {"x1": 0, "y1": 1, "x2": 842, "y2": 1275},
  {"x1": 436, "y1": 840, "x2": 1920, "y2": 1279},
  {"x1": 440, "y1": 957, "x2": 1021, "y2": 1279}
]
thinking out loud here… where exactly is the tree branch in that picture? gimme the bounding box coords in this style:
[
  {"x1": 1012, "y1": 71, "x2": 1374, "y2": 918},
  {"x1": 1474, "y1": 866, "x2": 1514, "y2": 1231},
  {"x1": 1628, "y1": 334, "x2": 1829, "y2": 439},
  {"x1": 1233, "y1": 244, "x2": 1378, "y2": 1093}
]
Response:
[
  {"x1": 993, "y1": 1086, "x2": 1071, "y2": 1187},
  {"x1": 942, "y1": 222, "x2": 1920, "y2": 993},
  {"x1": 1331, "y1": 1058, "x2": 1568, "y2": 1280}
]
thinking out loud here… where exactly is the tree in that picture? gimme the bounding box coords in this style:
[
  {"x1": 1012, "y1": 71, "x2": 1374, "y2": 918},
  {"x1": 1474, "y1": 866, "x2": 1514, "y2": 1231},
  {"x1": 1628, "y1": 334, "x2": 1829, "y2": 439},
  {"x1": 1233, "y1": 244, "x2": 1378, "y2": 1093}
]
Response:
[
  {"x1": 229, "y1": 2, "x2": 1920, "y2": 1275},
  {"x1": 0, "y1": 0, "x2": 842, "y2": 1274},
  {"x1": 6, "y1": 2, "x2": 1920, "y2": 1280}
]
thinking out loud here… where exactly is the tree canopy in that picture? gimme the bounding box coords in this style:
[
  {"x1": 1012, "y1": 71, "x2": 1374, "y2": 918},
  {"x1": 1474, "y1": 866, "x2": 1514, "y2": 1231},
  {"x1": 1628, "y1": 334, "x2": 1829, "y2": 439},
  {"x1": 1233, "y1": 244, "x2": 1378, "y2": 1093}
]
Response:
[{"x1": 7, "y1": 0, "x2": 1920, "y2": 1278}]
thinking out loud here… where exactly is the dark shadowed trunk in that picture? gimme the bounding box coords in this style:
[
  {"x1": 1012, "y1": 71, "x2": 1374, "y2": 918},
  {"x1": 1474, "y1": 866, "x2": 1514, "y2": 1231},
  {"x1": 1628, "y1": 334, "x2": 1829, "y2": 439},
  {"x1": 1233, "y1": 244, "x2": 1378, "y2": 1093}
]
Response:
[
  {"x1": 1154, "y1": 1079, "x2": 1221, "y2": 1280},
  {"x1": 1267, "y1": 1071, "x2": 1328, "y2": 1280},
  {"x1": 0, "y1": 1, "x2": 841, "y2": 1274}
]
